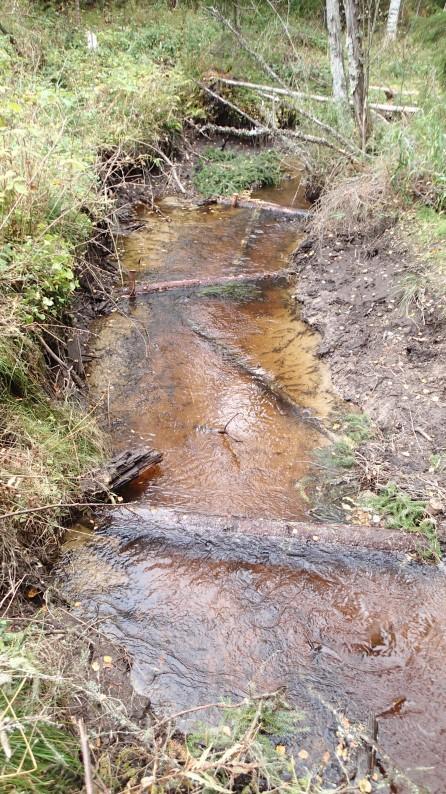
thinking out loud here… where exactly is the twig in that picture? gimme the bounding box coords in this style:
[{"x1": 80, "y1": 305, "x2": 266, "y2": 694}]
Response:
[
  {"x1": 154, "y1": 689, "x2": 285, "y2": 729},
  {"x1": 131, "y1": 141, "x2": 186, "y2": 195},
  {"x1": 77, "y1": 718, "x2": 94, "y2": 794},
  {"x1": 36, "y1": 333, "x2": 84, "y2": 389}
]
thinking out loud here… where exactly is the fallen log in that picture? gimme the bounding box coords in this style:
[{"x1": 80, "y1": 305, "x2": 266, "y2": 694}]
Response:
[
  {"x1": 121, "y1": 269, "x2": 290, "y2": 296},
  {"x1": 108, "y1": 505, "x2": 431, "y2": 568},
  {"x1": 184, "y1": 317, "x2": 331, "y2": 439},
  {"x1": 81, "y1": 447, "x2": 163, "y2": 499},
  {"x1": 216, "y1": 76, "x2": 420, "y2": 115},
  {"x1": 213, "y1": 196, "x2": 310, "y2": 218}
]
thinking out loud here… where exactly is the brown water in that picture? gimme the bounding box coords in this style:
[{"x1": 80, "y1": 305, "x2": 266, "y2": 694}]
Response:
[
  {"x1": 65, "y1": 182, "x2": 446, "y2": 791},
  {"x1": 88, "y1": 193, "x2": 332, "y2": 518}
]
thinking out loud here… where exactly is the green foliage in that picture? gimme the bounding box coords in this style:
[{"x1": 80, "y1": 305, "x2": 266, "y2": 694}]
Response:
[
  {"x1": 315, "y1": 439, "x2": 357, "y2": 471},
  {"x1": 186, "y1": 697, "x2": 309, "y2": 793},
  {"x1": 8, "y1": 236, "x2": 78, "y2": 323},
  {"x1": 0, "y1": 622, "x2": 83, "y2": 793},
  {"x1": 194, "y1": 148, "x2": 281, "y2": 197},
  {"x1": 412, "y1": 10, "x2": 446, "y2": 45},
  {"x1": 363, "y1": 483, "x2": 440, "y2": 561}
]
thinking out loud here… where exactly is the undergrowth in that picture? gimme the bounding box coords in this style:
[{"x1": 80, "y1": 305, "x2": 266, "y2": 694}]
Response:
[
  {"x1": 193, "y1": 148, "x2": 281, "y2": 197},
  {"x1": 363, "y1": 483, "x2": 441, "y2": 561}
]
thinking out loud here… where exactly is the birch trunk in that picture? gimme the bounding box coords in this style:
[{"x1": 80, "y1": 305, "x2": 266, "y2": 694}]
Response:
[
  {"x1": 386, "y1": 0, "x2": 402, "y2": 41},
  {"x1": 326, "y1": 0, "x2": 348, "y2": 103},
  {"x1": 343, "y1": 0, "x2": 370, "y2": 149}
]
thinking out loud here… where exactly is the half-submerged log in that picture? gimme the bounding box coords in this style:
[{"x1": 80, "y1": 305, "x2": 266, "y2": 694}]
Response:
[
  {"x1": 121, "y1": 269, "x2": 289, "y2": 296},
  {"x1": 108, "y1": 505, "x2": 430, "y2": 567},
  {"x1": 184, "y1": 318, "x2": 331, "y2": 438},
  {"x1": 213, "y1": 196, "x2": 310, "y2": 218},
  {"x1": 82, "y1": 447, "x2": 162, "y2": 499}
]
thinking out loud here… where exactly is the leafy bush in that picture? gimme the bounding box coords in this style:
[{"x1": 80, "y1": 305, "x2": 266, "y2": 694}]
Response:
[
  {"x1": 194, "y1": 148, "x2": 282, "y2": 196},
  {"x1": 7, "y1": 236, "x2": 78, "y2": 322}
]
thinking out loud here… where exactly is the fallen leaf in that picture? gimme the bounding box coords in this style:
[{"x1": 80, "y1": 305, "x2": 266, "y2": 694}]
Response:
[
  {"x1": 358, "y1": 779, "x2": 372, "y2": 793},
  {"x1": 26, "y1": 586, "x2": 40, "y2": 599},
  {"x1": 103, "y1": 655, "x2": 113, "y2": 666},
  {"x1": 91, "y1": 660, "x2": 100, "y2": 672},
  {"x1": 322, "y1": 751, "x2": 330, "y2": 764},
  {"x1": 275, "y1": 744, "x2": 286, "y2": 756},
  {"x1": 298, "y1": 749, "x2": 309, "y2": 760}
]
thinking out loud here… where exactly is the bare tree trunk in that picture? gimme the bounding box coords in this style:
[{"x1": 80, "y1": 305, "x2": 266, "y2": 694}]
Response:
[
  {"x1": 386, "y1": 0, "x2": 402, "y2": 40},
  {"x1": 343, "y1": 0, "x2": 370, "y2": 149},
  {"x1": 326, "y1": 0, "x2": 348, "y2": 103}
]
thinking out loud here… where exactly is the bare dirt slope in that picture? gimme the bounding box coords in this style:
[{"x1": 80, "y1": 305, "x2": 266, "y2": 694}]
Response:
[{"x1": 293, "y1": 228, "x2": 446, "y2": 535}]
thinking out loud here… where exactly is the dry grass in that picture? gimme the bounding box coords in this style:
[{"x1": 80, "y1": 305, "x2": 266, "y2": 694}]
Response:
[{"x1": 311, "y1": 166, "x2": 398, "y2": 242}]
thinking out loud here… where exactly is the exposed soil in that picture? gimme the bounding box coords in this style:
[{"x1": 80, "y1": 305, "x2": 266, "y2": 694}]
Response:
[{"x1": 293, "y1": 227, "x2": 446, "y2": 536}]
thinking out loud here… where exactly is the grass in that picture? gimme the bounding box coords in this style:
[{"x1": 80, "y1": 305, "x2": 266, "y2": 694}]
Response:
[
  {"x1": 0, "y1": 620, "x2": 83, "y2": 792},
  {"x1": 193, "y1": 148, "x2": 282, "y2": 197}
]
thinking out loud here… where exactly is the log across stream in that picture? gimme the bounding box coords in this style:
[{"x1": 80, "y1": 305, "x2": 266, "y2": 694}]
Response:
[{"x1": 61, "y1": 180, "x2": 446, "y2": 791}]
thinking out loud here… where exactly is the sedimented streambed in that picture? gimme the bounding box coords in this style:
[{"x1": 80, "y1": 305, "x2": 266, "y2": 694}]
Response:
[{"x1": 61, "y1": 181, "x2": 446, "y2": 791}]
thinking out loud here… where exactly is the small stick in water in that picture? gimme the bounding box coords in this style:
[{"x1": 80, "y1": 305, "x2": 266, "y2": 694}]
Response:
[{"x1": 128, "y1": 269, "x2": 137, "y2": 299}]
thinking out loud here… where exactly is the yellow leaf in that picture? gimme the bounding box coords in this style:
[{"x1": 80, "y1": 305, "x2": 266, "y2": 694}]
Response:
[
  {"x1": 103, "y1": 655, "x2": 113, "y2": 665},
  {"x1": 358, "y1": 779, "x2": 372, "y2": 793},
  {"x1": 298, "y1": 749, "x2": 309, "y2": 760},
  {"x1": 275, "y1": 744, "x2": 286, "y2": 756}
]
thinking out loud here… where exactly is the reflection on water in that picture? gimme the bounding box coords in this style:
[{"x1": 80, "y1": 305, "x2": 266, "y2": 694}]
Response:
[
  {"x1": 62, "y1": 509, "x2": 446, "y2": 792},
  {"x1": 63, "y1": 181, "x2": 446, "y2": 792}
]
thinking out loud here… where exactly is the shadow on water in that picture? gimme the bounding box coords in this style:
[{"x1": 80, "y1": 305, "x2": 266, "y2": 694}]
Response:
[{"x1": 62, "y1": 181, "x2": 446, "y2": 791}]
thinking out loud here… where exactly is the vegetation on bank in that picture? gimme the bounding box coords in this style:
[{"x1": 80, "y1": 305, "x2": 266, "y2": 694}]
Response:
[{"x1": 0, "y1": 0, "x2": 445, "y2": 789}]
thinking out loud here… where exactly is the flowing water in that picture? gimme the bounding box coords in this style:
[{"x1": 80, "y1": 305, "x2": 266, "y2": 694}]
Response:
[{"x1": 63, "y1": 180, "x2": 446, "y2": 791}]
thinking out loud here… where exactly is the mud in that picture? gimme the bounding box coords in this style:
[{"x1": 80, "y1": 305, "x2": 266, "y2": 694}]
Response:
[{"x1": 294, "y1": 229, "x2": 446, "y2": 534}]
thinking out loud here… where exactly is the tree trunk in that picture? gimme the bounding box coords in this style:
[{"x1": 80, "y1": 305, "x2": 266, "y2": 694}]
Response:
[
  {"x1": 326, "y1": 0, "x2": 348, "y2": 103},
  {"x1": 386, "y1": 0, "x2": 402, "y2": 41},
  {"x1": 343, "y1": 0, "x2": 370, "y2": 149}
]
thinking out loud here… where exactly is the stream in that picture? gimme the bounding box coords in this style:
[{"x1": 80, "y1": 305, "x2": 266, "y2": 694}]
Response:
[{"x1": 61, "y1": 179, "x2": 446, "y2": 792}]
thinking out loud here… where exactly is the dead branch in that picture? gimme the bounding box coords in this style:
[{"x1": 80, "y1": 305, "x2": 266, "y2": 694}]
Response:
[
  {"x1": 207, "y1": 7, "x2": 364, "y2": 157},
  {"x1": 132, "y1": 141, "x2": 186, "y2": 194},
  {"x1": 198, "y1": 83, "x2": 361, "y2": 164},
  {"x1": 191, "y1": 120, "x2": 270, "y2": 139},
  {"x1": 216, "y1": 76, "x2": 420, "y2": 114},
  {"x1": 36, "y1": 333, "x2": 84, "y2": 389},
  {"x1": 77, "y1": 718, "x2": 94, "y2": 794}
]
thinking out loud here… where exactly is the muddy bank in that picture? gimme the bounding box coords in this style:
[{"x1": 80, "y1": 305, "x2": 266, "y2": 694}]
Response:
[{"x1": 293, "y1": 228, "x2": 446, "y2": 535}]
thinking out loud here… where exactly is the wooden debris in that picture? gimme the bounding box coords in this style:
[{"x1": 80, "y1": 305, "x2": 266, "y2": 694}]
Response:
[
  {"x1": 121, "y1": 269, "x2": 290, "y2": 296},
  {"x1": 215, "y1": 76, "x2": 420, "y2": 115},
  {"x1": 81, "y1": 447, "x2": 163, "y2": 499}
]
